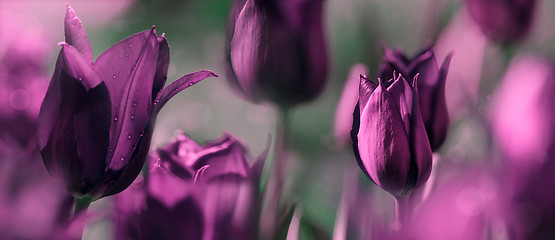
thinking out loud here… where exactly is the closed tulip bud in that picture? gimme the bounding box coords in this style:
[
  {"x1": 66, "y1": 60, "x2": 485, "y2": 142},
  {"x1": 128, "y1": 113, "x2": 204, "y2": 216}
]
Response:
[
  {"x1": 226, "y1": 0, "x2": 329, "y2": 107},
  {"x1": 38, "y1": 5, "x2": 217, "y2": 201},
  {"x1": 378, "y1": 46, "x2": 452, "y2": 151},
  {"x1": 114, "y1": 132, "x2": 266, "y2": 240},
  {"x1": 351, "y1": 73, "x2": 432, "y2": 197},
  {"x1": 466, "y1": 0, "x2": 537, "y2": 43}
]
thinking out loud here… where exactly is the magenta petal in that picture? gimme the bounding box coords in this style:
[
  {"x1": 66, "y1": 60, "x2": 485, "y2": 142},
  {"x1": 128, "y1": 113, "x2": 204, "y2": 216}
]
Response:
[
  {"x1": 357, "y1": 75, "x2": 377, "y2": 115},
  {"x1": 386, "y1": 75, "x2": 413, "y2": 136},
  {"x1": 405, "y1": 77, "x2": 432, "y2": 191},
  {"x1": 427, "y1": 54, "x2": 452, "y2": 150},
  {"x1": 358, "y1": 83, "x2": 411, "y2": 196},
  {"x1": 192, "y1": 133, "x2": 250, "y2": 180},
  {"x1": 152, "y1": 36, "x2": 170, "y2": 102},
  {"x1": 153, "y1": 70, "x2": 218, "y2": 113},
  {"x1": 39, "y1": 52, "x2": 111, "y2": 196},
  {"x1": 64, "y1": 4, "x2": 93, "y2": 63}
]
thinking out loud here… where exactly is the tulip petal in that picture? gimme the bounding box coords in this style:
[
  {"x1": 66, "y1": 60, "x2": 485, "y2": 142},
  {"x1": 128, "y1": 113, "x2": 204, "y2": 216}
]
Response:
[
  {"x1": 428, "y1": 54, "x2": 452, "y2": 150},
  {"x1": 152, "y1": 36, "x2": 170, "y2": 103},
  {"x1": 405, "y1": 76, "x2": 432, "y2": 192},
  {"x1": 386, "y1": 74, "x2": 413, "y2": 136},
  {"x1": 358, "y1": 83, "x2": 411, "y2": 196},
  {"x1": 153, "y1": 70, "x2": 218, "y2": 114},
  {"x1": 39, "y1": 52, "x2": 111, "y2": 196},
  {"x1": 94, "y1": 28, "x2": 160, "y2": 171},
  {"x1": 38, "y1": 45, "x2": 104, "y2": 150},
  {"x1": 64, "y1": 4, "x2": 93, "y2": 63},
  {"x1": 191, "y1": 133, "x2": 250, "y2": 180},
  {"x1": 357, "y1": 75, "x2": 377, "y2": 116}
]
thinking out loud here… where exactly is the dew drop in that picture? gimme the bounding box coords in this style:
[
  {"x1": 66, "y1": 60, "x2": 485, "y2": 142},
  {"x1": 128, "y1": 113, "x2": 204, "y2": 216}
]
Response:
[
  {"x1": 112, "y1": 74, "x2": 116, "y2": 79},
  {"x1": 131, "y1": 66, "x2": 135, "y2": 71},
  {"x1": 78, "y1": 77, "x2": 83, "y2": 81},
  {"x1": 139, "y1": 131, "x2": 144, "y2": 137},
  {"x1": 132, "y1": 101, "x2": 137, "y2": 107},
  {"x1": 188, "y1": 82, "x2": 195, "y2": 86},
  {"x1": 132, "y1": 143, "x2": 137, "y2": 149},
  {"x1": 129, "y1": 43, "x2": 133, "y2": 47},
  {"x1": 125, "y1": 52, "x2": 129, "y2": 57},
  {"x1": 130, "y1": 114, "x2": 135, "y2": 120},
  {"x1": 108, "y1": 148, "x2": 114, "y2": 153},
  {"x1": 114, "y1": 116, "x2": 119, "y2": 122},
  {"x1": 120, "y1": 156, "x2": 125, "y2": 161},
  {"x1": 128, "y1": 134, "x2": 132, "y2": 140}
]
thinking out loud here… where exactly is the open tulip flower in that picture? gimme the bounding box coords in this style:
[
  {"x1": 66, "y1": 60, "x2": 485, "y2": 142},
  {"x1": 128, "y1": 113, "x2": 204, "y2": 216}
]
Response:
[
  {"x1": 351, "y1": 73, "x2": 432, "y2": 198},
  {"x1": 114, "y1": 132, "x2": 266, "y2": 240},
  {"x1": 378, "y1": 46, "x2": 452, "y2": 151},
  {"x1": 38, "y1": 5, "x2": 217, "y2": 201}
]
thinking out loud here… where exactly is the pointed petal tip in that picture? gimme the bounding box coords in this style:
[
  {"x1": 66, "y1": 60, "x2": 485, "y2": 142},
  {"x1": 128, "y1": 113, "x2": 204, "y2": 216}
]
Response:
[
  {"x1": 58, "y1": 41, "x2": 68, "y2": 46},
  {"x1": 360, "y1": 74, "x2": 367, "y2": 81}
]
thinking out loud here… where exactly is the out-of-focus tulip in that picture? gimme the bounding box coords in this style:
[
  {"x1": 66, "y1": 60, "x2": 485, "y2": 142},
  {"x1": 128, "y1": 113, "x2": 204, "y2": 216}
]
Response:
[
  {"x1": 378, "y1": 46, "x2": 452, "y2": 151},
  {"x1": 333, "y1": 64, "x2": 369, "y2": 148},
  {"x1": 490, "y1": 56, "x2": 555, "y2": 239},
  {"x1": 466, "y1": 0, "x2": 537, "y2": 43},
  {"x1": 405, "y1": 163, "x2": 498, "y2": 240},
  {"x1": 226, "y1": 0, "x2": 329, "y2": 108},
  {"x1": 351, "y1": 73, "x2": 432, "y2": 197},
  {"x1": 114, "y1": 132, "x2": 266, "y2": 240},
  {"x1": 38, "y1": 5, "x2": 217, "y2": 201},
  {"x1": 0, "y1": 25, "x2": 48, "y2": 148}
]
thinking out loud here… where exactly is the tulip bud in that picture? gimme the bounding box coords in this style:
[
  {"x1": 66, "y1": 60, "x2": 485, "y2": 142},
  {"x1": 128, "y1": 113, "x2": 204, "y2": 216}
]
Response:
[
  {"x1": 351, "y1": 73, "x2": 432, "y2": 197},
  {"x1": 226, "y1": 0, "x2": 329, "y2": 108},
  {"x1": 466, "y1": 0, "x2": 537, "y2": 43},
  {"x1": 378, "y1": 46, "x2": 452, "y2": 151},
  {"x1": 114, "y1": 132, "x2": 267, "y2": 240},
  {"x1": 490, "y1": 56, "x2": 555, "y2": 239},
  {"x1": 38, "y1": 5, "x2": 217, "y2": 201}
]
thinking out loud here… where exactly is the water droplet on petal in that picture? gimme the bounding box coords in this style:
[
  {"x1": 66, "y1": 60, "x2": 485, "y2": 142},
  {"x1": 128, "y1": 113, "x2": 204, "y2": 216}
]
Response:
[
  {"x1": 131, "y1": 66, "x2": 135, "y2": 71},
  {"x1": 129, "y1": 43, "x2": 133, "y2": 47},
  {"x1": 125, "y1": 53, "x2": 129, "y2": 57},
  {"x1": 108, "y1": 148, "x2": 114, "y2": 153},
  {"x1": 128, "y1": 134, "x2": 132, "y2": 140},
  {"x1": 112, "y1": 74, "x2": 116, "y2": 79},
  {"x1": 114, "y1": 116, "x2": 119, "y2": 122},
  {"x1": 139, "y1": 131, "x2": 144, "y2": 137},
  {"x1": 188, "y1": 82, "x2": 195, "y2": 86},
  {"x1": 120, "y1": 156, "x2": 125, "y2": 161},
  {"x1": 130, "y1": 114, "x2": 135, "y2": 120},
  {"x1": 132, "y1": 101, "x2": 137, "y2": 107},
  {"x1": 78, "y1": 77, "x2": 83, "y2": 81}
]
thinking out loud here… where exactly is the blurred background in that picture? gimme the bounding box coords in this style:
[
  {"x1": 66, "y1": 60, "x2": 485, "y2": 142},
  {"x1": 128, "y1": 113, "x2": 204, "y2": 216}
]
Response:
[{"x1": 2, "y1": 0, "x2": 555, "y2": 239}]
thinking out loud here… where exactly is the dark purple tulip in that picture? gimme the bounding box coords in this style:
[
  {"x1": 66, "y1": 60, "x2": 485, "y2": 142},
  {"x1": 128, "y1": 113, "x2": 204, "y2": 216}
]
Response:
[
  {"x1": 351, "y1": 73, "x2": 432, "y2": 197},
  {"x1": 490, "y1": 56, "x2": 555, "y2": 239},
  {"x1": 378, "y1": 46, "x2": 452, "y2": 151},
  {"x1": 114, "y1": 132, "x2": 266, "y2": 240},
  {"x1": 466, "y1": 0, "x2": 537, "y2": 43},
  {"x1": 38, "y1": 5, "x2": 217, "y2": 201},
  {"x1": 226, "y1": 0, "x2": 329, "y2": 107}
]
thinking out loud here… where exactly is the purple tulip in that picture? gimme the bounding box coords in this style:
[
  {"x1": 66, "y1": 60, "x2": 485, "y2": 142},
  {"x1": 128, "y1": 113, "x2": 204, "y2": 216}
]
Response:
[
  {"x1": 466, "y1": 0, "x2": 537, "y2": 43},
  {"x1": 226, "y1": 0, "x2": 329, "y2": 107},
  {"x1": 490, "y1": 56, "x2": 555, "y2": 239},
  {"x1": 378, "y1": 46, "x2": 452, "y2": 151},
  {"x1": 351, "y1": 73, "x2": 432, "y2": 197},
  {"x1": 38, "y1": 5, "x2": 217, "y2": 201},
  {"x1": 114, "y1": 132, "x2": 266, "y2": 240}
]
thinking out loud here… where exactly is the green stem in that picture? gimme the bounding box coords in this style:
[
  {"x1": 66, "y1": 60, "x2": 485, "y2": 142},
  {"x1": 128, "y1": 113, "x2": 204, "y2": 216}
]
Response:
[
  {"x1": 262, "y1": 106, "x2": 289, "y2": 239},
  {"x1": 72, "y1": 197, "x2": 91, "y2": 240}
]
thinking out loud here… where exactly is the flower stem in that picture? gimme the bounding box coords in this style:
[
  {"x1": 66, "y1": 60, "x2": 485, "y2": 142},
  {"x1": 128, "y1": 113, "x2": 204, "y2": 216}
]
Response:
[
  {"x1": 72, "y1": 197, "x2": 91, "y2": 240},
  {"x1": 262, "y1": 106, "x2": 289, "y2": 238},
  {"x1": 394, "y1": 195, "x2": 410, "y2": 232}
]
